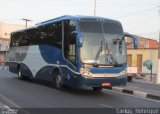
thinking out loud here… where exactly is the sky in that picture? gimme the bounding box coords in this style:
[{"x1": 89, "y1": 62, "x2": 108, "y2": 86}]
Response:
[{"x1": 0, "y1": 0, "x2": 160, "y2": 40}]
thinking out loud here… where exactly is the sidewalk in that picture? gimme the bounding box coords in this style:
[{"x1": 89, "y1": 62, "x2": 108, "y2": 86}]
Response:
[
  {"x1": 0, "y1": 101, "x2": 14, "y2": 114},
  {"x1": 137, "y1": 74, "x2": 157, "y2": 83},
  {"x1": 106, "y1": 79, "x2": 160, "y2": 101},
  {"x1": 0, "y1": 65, "x2": 9, "y2": 70}
]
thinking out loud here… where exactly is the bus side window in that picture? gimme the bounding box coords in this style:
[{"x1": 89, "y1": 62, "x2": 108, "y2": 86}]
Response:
[
  {"x1": 64, "y1": 20, "x2": 76, "y2": 65},
  {"x1": 37, "y1": 22, "x2": 62, "y2": 48},
  {"x1": 12, "y1": 32, "x2": 21, "y2": 47}
]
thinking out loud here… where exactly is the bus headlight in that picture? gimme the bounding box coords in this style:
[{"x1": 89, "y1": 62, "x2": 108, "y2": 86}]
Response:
[{"x1": 80, "y1": 68, "x2": 92, "y2": 77}]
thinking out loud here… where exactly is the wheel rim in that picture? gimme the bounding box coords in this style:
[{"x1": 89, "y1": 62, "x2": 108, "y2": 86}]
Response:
[
  {"x1": 56, "y1": 74, "x2": 62, "y2": 88},
  {"x1": 18, "y1": 68, "x2": 22, "y2": 78}
]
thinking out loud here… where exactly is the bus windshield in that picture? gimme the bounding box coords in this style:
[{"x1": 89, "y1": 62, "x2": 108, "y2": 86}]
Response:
[{"x1": 79, "y1": 20, "x2": 127, "y2": 66}]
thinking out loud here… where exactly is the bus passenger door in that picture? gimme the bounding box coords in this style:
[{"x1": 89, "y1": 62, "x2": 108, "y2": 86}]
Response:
[{"x1": 63, "y1": 20, "x2": 77, "y2": 67}]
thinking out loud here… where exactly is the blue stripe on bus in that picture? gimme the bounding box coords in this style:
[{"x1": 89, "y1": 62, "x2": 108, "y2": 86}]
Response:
[
  {"x1": 38, "y1": 44, "x2": 78, "y2": 72},
  {"x1": 38, "y1": 45, "x2": 64, "y2": 64}
]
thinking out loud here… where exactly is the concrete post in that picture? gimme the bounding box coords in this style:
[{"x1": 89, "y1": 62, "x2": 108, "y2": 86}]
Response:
[
  {"x1": 157, "y1": 34, "x2": 160, "y2": 83},
  {"x1": 94, "y1": 0, "x2": 96, "y2": 16},
  {"x1": 157, "y1": 9, "x2": 160, "y2": 83}
]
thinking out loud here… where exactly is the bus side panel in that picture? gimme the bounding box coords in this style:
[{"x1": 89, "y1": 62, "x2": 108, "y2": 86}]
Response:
[
  {"x1": 35, "y1": 45, "x2": 77, "y2": 82},
  {"x1": 57, "y1": 66, "x2": 84, "y2": 88},
  {"x1": 18, "y1": 45, "x2": 65, "y2": 79},
  {"x1": 35, "y1": 65, "x2": 80, "y2": 85},
  {"x1": 38, "y1": 45, "x2": 65, "y2": 64},
  {"x1": 7, "y1": 46, "x2": 29, "y2": 74},
  {"x1": 35, "y1": 66, "x2": 54, "y2": 82},
  {"x1": 8, "y1": 47, "x2": 29, "y2": 62},
  {"x1": 20, "y1": 63, "x2": 33, "y2": 78},
  {"x1": 6, "y1": 62, "x2": 18, "y2": 74},
  {"x1": 7, "y1": 44, "x2": 78, "y2": 83}
]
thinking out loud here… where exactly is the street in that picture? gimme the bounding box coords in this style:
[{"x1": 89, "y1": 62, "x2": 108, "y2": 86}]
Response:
[{"x1": 0, "y1": 69, "x2": 160, "y2": 110}]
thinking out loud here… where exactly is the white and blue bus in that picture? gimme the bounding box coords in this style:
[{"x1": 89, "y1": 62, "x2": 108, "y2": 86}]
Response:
[{"x1": 7, "y1": 15, "x2": 136, "y2": 91}]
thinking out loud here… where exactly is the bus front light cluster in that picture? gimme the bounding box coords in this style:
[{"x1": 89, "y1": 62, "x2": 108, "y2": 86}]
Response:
[{"x1": 80, "y1": 68, "x2": 92, "y2": 77}]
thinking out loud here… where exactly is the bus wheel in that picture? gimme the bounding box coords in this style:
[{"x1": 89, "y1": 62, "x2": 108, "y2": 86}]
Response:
[
  {"x1": 127, "y1": 77, "x2": 133, "y2": 82},
  {"x1": 92, "y1": 87, "x2": 103, "y2": 92},
  {"x1": 17, "y1": 66, "x2": 23, "y2": 79},
  {"x1": 54, "y1": 71, "x2": 64, "y2": 90}
]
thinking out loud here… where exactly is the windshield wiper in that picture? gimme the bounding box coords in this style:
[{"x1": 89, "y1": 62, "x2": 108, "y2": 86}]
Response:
[
  {"x1": 93, "y1": 40, "x2": 103, "y2": 67},
  {"x1": 116, "y1": 36, "x2": 124, "y2": 54},
  {"x1": 105, "y1": 42, "x2": 115, "y2": 65}
]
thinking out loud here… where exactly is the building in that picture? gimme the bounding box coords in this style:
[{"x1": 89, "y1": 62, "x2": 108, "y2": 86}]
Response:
[
  {"x1": 0, "y1": 22, "x2": 25, "y2": 64},
  {"x1": 125, "y1": 34, "x2": 158, "y2": 75}
]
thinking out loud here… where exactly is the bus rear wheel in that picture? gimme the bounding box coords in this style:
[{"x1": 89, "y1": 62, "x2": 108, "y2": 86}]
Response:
[
  {"x1": 53, "y1": 71, "x2": 64, "y2": 90},
  {"x1": 17, "y1": 66, "x2": 24, "y2": 79},
  {"x1": 92, "y1": 87, "x2": 103, "y2": 92}
]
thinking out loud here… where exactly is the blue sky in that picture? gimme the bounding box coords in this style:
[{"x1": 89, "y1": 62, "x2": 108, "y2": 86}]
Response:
[{"x1": 0, "y1": 0, "x2": 160, "y2": 40}]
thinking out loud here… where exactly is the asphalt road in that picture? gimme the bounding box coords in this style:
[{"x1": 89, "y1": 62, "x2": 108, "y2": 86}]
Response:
[{"x1": 0, "y1": 69, "x2": 160, "y2": 110}]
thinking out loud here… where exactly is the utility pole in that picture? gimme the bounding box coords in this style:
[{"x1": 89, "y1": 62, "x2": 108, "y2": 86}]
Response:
[
  {"x1": 94, "y1": 0, "x2": 96, "y2": 16},
  {"x1": 157, "y1": 7, "x2": 160, "y2": 83},
  {"x1": 22, "y1": 18, "x2": 32, "y2": 28}
]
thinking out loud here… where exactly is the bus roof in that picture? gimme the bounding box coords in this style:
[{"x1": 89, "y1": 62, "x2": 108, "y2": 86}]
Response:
[
  {"x1": 11, "y1": 15, "x2": 121, "y2": 34},
  {"x1": 36, "y1": 15, "x2": 120, "y2": 25}
]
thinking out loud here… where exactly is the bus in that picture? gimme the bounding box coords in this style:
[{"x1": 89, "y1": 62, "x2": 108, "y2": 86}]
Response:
[{"x1": 6, "y1": 15, "x2": 136, "y2": 91}]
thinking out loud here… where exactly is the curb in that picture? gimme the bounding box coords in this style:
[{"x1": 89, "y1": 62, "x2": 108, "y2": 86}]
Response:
[{"x1": 106, "y1": 87, "x2": 160, "y2": 101}]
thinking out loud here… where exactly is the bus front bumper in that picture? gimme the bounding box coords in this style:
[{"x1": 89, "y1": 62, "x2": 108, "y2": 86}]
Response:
[
  {"x1": 67, "y1": 75, "x2": 127, "y2": 89},
  {"x1": 82, "y1": 75, "x2": 127, "y2": 88}
]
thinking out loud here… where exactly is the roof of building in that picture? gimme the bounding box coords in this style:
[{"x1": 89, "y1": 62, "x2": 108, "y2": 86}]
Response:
[{"x1": 125, "y1": 33, "x2": 159, "y2": 49}]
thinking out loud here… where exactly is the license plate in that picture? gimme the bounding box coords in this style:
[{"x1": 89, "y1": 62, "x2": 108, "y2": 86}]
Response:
[{"x1": 102, "y1": 82, "x2": 111, "y2": 87}]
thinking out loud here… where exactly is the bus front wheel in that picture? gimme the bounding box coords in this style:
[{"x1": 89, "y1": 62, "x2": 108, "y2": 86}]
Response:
[{"x1": 53, "y1": 71, "x2": 64, "y2": 90}]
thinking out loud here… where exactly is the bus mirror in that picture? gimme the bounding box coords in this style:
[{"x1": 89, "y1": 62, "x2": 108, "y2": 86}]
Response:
[
  {"x1": 124, "y1": 33, "x2": 138, "y2": 49},
  {"x1": 77, "y1": 33, "x2": 83, "y2": 47},
  {"x1": 71, "y1": 31, "x2": 83, "y2": 47},
  {"x1": 71, "y1": 31, "x2": 79, "y2": 35}
]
